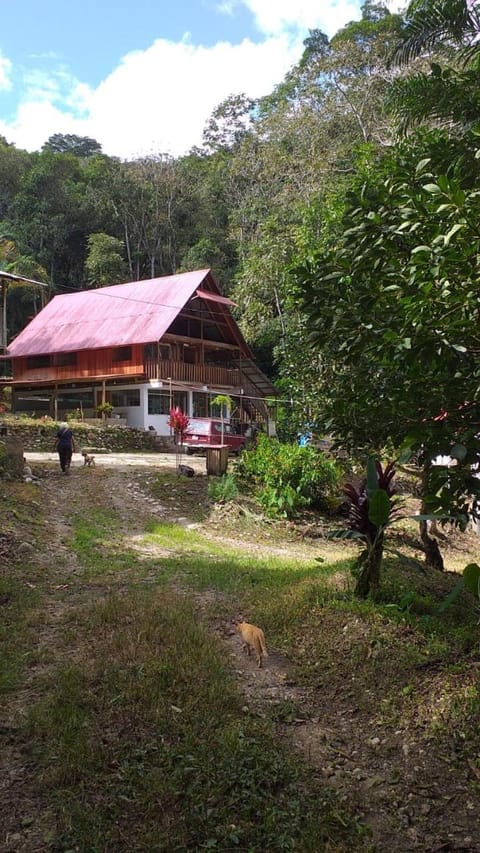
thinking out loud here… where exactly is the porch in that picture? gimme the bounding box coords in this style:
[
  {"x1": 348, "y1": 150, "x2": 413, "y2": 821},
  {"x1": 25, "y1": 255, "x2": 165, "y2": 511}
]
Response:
[{"x1": 144, "y1": 358, "x2": 241, "y2": 389}]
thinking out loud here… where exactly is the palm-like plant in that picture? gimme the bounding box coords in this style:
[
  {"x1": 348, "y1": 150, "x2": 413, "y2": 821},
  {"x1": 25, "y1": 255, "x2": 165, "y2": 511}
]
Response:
[
  {"x1": 343, "y1": 460, "x2": 402, "y2": 597},
  {"x1": 388, "y1": 0, "x2": 480, "y2": 133},
  {"x1": 392, "y1": 0, "x2": 480, "y2": 67}
]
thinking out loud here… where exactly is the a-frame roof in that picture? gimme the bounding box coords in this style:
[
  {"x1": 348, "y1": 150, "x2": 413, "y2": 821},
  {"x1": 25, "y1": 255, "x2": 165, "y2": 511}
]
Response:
[{"x1": 6, "y1": 269, "x2": 252, "y2": 358}]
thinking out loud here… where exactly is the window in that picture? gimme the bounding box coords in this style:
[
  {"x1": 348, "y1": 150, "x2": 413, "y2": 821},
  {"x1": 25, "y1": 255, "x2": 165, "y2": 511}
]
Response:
[
  {"x1": 111, "y1": 389, "x2": 140, "y2": 407},
  {"x1": 147, "y1": 390, "x2": 187, "y2": 415},
  {"x1": 112, "y1": 346, "x2": 132, "y2": 363},
  {"x1": 53, "y1": 352, "x2": 77, "y2": 367},
  {"x1": 187, "y1": 419, "x2": 210, "y2": 435},
  {"x1": 193, "y1": 392, "x2": 209, "y2": 417},
  {"x1": 172, "y1": 391, "x2": 187, "y2": 412},
  {"x1": 26, "y1": 355, "x2": 50, "y2": 369},
  {"x1": 58, "y1": 391, "x2": 93, "y2": 409},
  {"x1": 144, "y1": 344, "x2": 156, "y2": 360},
  {"x1": 148, "y1": 391, "x2": 170, "y2": 415}
]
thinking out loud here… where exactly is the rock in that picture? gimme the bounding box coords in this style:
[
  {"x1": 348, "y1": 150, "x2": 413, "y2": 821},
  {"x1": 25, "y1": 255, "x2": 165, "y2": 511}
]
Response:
[
  {"x1": 178, "y1": 464, "x2": 195, "y2": 477},
  {"x1": 17, "y1": 541, "x2": 34, "y2": 555}
]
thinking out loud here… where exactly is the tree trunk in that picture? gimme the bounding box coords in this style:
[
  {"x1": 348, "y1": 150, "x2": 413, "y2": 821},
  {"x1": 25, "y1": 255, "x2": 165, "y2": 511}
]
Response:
[
  {"x1": 355, "y1": 534, "x2": 384, "y2": 597},
  {"x1": 419, "y1": 518, "x2": 444, "y2": 571},
  {"x1": 419, "y1": 460, "x2": 444, "y2": 571}
]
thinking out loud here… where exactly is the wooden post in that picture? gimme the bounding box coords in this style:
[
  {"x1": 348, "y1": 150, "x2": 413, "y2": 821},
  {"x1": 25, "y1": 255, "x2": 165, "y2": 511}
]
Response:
[
  {"x1": 206, "y1": 446, "x2": 229, "y2": 476},
  {"x1": 53, "y1": 384, "x2": 58, "y2": 421}
]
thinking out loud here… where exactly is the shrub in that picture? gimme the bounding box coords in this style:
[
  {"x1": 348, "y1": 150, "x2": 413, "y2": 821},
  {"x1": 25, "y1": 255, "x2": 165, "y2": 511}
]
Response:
[
  {"x1": 207, "y1": 473, "x2": 239, "y2": 503},
  {"x1": 237, "y1": 435, "x2": 340, "y2": 518}
]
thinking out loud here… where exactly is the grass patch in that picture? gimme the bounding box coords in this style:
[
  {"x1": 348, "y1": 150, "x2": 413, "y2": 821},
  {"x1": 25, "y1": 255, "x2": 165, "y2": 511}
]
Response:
[
  {"x1": 0, "y1": 577, "x2": 39, "y2": 694},
  {"x1": 25, "y1": 588, "x2": 365, "y2": 852},
  {"x1": 0, "y1": 481, "x2": 45, "y2": 693},
  {"x1": 70, "y1": 509, "x2": 138, "y2": 576}
]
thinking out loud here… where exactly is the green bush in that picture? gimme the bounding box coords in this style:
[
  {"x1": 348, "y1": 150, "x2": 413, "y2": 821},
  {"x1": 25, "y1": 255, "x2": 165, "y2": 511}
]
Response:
[
  {"x1": 207, "y1": 473, "x2": 239, "y2": 503},
  {"x1": 237, "y1": 435, "x2": 340, "y2": 518}
]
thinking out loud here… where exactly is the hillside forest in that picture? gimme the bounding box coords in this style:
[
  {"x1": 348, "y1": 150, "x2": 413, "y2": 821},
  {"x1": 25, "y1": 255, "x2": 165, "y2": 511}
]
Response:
[{"x1": 1, "y1": 0, "x2": 480, "y2": 508}]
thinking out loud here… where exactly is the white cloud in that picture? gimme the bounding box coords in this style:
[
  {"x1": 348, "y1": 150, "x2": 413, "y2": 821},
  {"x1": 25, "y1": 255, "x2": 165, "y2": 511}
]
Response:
[
  {"x1": 216, "y1": 0, "x2": 238, "y2": 14},
  {"x1": 0, "y1": 99, "x2": 89, "y2": 152},
  {"x1": 0, "y1": 0, "x2": 367, "y2": 159},
  {"x1": 0, "y1": 35, "x2": 300, "y2": 159},
  {"x1": 0, "y1": 53, "x2": 13, "y2": 91},
  {"x1": 239, "y1": 0, "x2": 361, "y2": 37},
  {"x1": 89, "y1": 35, "x2": 300, "y2": 158}
]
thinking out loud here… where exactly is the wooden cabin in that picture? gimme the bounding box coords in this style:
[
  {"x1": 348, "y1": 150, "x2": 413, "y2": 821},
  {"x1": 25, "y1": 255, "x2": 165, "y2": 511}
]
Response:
[{"x1": 2, "y1": 269, "x2": 277, "y2": 437}]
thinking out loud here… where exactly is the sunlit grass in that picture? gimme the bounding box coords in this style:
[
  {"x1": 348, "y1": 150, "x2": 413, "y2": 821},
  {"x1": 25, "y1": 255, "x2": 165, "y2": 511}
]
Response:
[
  {"x1": 25, "y1": 588, "x2": 364, "y2": 852},
  {"x1": 70, "y1": 509, "x2": 139, "y2": 576}
]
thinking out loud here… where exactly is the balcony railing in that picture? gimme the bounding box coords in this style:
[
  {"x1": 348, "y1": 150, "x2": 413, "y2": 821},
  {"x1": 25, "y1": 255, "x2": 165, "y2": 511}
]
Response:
[
  {"x1": 145, "y1": 358, "x2": 241, "y2": 388},
  {"x1": 10, "y1": 357, "x2": 242, "y2": 389}
]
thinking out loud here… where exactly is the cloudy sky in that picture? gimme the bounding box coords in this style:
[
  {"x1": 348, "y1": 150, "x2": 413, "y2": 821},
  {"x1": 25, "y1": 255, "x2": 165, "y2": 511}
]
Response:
[{"x1": 0, "y1": 0, "x2": 400, "y2": 160}]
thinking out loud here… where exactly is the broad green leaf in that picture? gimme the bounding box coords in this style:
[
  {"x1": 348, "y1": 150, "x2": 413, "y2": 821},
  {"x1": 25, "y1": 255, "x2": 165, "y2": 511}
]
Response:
[
  {"x1": 368, "y1": 488, "x2": 391, "y2": 527},
  {"x1": 366, "y1": 457, "x2": 378, "y2": 496},
  {"x1": 444, "y1": 223, "x2": 465, "y2": 245},
  {"x1": 411, "y1": 245, "x2": 431, "y2": 254},
  {"x1": 463, "y1": 563, "x2": 480, "y2": 598},
  {"x1": 437, "y1": 175, "x2": 449, "y2": 193},
  {"x1": 327, "y1": 529, "x2": 366, "y2": 541},
  {"x1": 422, "y1": 183, "x2": 442, "y2": 194},
  {"x1": 415, "y1": 158, "x2": 431, "y2": 174}
]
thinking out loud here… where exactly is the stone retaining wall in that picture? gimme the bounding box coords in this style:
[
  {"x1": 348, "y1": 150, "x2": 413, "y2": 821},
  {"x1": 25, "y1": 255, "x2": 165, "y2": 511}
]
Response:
[{"x1": 1, "y1": 421, "x2": 157, "y2": 453}]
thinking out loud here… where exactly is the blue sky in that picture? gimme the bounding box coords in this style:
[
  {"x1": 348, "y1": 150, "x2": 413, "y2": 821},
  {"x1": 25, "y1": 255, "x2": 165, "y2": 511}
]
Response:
[{"x1": 0, "y1": 0, "x2": 387, "y2": 159}]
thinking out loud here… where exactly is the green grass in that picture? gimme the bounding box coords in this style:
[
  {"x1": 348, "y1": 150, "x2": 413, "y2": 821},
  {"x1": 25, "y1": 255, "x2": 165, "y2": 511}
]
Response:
[
  {"x1": 142, "y1": 521, "x2": 480, "y2": 670},
  {"x1": 0, "y1": 482, "x2": 45, "y2": 694},
  {"x1": 25, "y1": 588, "x2": 365, "y2": 852},
  {"x1": 70, "y1": 509, "x2": 139, "y2": 576},
  {"x1": 0, "y1": 576, "x2": 39, "y2": 694},
  {"x1": 4, "y1": 469, "x2": 480, "y2": 849}
]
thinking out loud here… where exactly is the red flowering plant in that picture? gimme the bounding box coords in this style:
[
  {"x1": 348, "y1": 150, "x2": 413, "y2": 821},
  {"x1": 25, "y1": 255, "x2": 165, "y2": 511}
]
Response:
[
  {"x1": 167, "y1": 407, "x2": 190, "y2": 469},
  {"x1": 331, "y1": 459, "x2": 403, "y2": 598}
]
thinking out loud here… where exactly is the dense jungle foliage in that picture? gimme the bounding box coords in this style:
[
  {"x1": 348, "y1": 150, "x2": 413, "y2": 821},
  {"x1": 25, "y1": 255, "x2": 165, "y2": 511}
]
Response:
[{"x1": 2, "y1": 0, "x2": 480, "y2": 516}]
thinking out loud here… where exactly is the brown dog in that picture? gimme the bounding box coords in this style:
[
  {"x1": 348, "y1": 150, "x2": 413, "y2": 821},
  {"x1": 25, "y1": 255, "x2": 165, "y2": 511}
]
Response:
[{"x1": 82, "y1": 452, "x2": 96, "y2": 467}]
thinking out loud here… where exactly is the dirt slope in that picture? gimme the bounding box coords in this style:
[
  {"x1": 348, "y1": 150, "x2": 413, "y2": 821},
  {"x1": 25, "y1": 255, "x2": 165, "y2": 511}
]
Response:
[{"x1": 1, "y1": 459, "x2": 479, "y2": 852}]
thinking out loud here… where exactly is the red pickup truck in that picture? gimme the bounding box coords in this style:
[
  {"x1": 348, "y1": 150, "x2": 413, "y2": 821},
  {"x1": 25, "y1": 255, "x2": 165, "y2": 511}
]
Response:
[{"x1": 182, "y1": 418, "x2": 246, "y2": 455}]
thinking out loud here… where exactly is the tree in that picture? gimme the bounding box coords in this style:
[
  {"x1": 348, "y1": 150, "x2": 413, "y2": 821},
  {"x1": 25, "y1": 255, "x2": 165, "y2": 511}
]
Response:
[
  {"x1": 226, "y1": 3, "x2": 402, "y2": 420},
  {"x1": 0, "y1": 232, "x2": 48, "y2": 339},
  {"x1": 42, "y1": 134, "x2": 103, "y2": 158},
  {"x1": 293, "y1": 129, "x2": 480, "y2": 532},
  {"x1": 85, "y1": 233, "x2": 127, "y2": 286},
  {"x1": 388, "y1": 0, "x2": 480, "y2": 133},
  {"x1": 210, "y1": 394, "x2": 233, "y2": 444},
  {"x1": 10, "y1": 149, "x2": 93, "y2": 291},
  {"x1": 202, "y1": 94, "x2": 256, "y2": 153}
]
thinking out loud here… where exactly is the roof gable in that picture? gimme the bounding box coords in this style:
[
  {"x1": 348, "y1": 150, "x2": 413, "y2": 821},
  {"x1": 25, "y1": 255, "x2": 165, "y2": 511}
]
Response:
[{"x1": 7, "y1": 269, "x2": 249, "y2": 357}]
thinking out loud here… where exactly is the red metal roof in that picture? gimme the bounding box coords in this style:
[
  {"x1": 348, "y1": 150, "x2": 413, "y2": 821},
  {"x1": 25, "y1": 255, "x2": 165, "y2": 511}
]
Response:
[
  {"x1": 6, "y1": 269, "x2": 246, "y2": 357},
  {"x1": 195, "y1": 289, "x2": 236, "y2": 307}
]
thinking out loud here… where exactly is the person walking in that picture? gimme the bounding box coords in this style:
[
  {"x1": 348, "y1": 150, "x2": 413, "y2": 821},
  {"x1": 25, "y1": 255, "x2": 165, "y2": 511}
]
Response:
[{"x1": 55, "y1": 421, "x2": 75, "y2": 473}]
